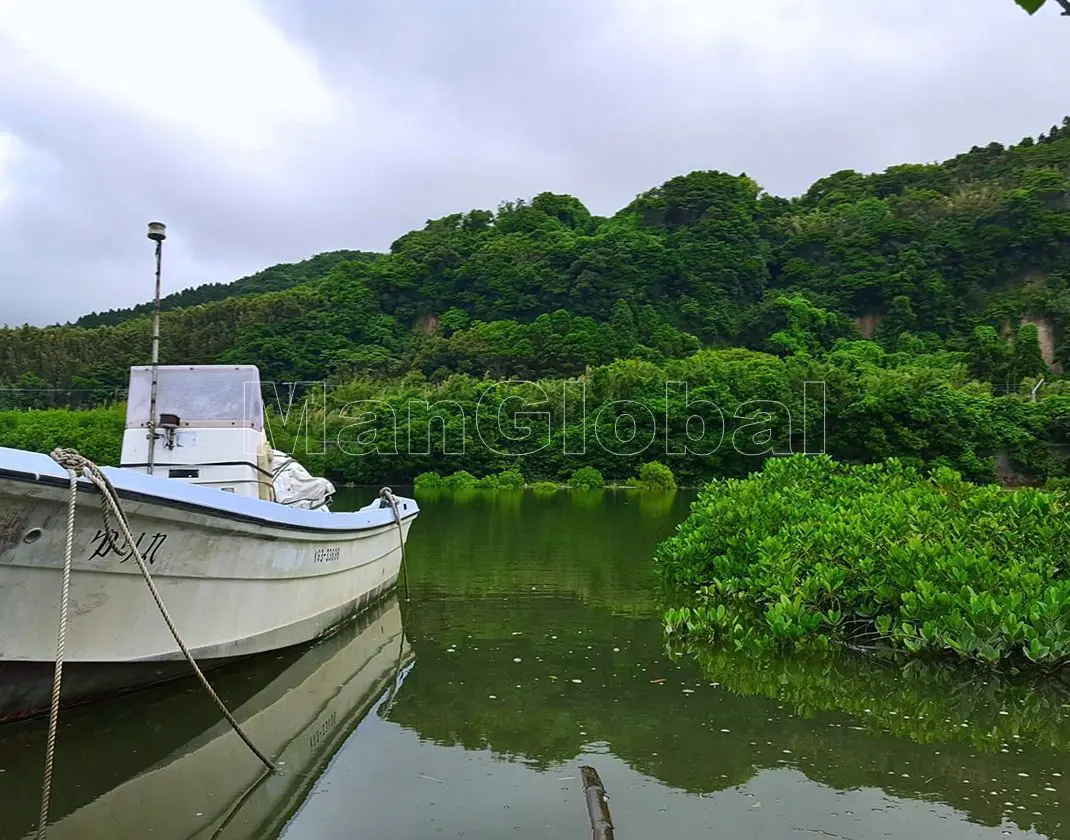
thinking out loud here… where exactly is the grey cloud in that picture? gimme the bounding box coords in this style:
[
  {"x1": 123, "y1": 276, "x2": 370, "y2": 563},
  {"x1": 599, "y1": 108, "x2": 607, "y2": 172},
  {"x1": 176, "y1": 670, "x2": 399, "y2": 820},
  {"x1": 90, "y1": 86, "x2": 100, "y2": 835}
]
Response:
[
  {"x1": 2, "y1": 0, "x2": 1068, "y2": 326},
  {"x1": 262, "y1": 0, "x2": 1069, "y2": 193}
]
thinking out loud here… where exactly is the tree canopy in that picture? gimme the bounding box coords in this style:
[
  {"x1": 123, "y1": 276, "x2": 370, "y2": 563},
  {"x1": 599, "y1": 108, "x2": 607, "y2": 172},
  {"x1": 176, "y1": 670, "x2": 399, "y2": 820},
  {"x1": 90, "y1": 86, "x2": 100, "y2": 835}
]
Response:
[
  {"x1": 5, "y1": 118, "x2": 1070, "y2": 395},
  {"x1": 5, "y1": 117, "x2": 1070, "y2": 485}
]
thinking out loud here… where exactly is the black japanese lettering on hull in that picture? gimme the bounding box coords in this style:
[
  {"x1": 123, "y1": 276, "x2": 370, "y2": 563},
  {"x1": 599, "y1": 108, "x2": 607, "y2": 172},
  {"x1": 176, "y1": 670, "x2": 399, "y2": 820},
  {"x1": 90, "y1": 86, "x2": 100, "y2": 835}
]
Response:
[{"x1": 89, "y1": 530, "x2": 168, "y2": 565}]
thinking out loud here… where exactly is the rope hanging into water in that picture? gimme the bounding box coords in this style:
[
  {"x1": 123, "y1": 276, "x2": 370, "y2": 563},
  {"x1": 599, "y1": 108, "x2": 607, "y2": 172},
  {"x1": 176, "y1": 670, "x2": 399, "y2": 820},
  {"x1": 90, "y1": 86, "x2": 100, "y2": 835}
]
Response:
[
  {"x1": 35, "y1": 469, "x2": 78, "y2": 840},
  {"x1": 36, "y1": 450, "x2": 276, "y2": 837},
  {"x1": 379, "y1": 486, "x2": 410, "y2": 602}
]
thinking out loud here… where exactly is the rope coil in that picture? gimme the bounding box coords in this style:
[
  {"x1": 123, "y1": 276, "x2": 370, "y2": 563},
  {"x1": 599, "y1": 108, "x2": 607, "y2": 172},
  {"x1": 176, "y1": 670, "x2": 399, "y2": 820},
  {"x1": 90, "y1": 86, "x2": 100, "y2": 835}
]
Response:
[{"x1": 37, "y1": 449, "x2": 276, "y2": 839}]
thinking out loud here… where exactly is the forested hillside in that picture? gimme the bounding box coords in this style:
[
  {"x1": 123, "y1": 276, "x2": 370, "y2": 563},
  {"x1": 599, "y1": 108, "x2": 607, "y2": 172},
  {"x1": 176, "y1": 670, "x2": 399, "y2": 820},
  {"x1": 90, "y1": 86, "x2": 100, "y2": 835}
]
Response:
[
  {"x1": 3, "y1": 117, "x2": 1070, "y2": 394},
  {"x1": 4, "y1": 119, "x2": 1070, "y2": 483},
  {"x1": 71, "y1": 249, "x2": 377, "y2": 329}
]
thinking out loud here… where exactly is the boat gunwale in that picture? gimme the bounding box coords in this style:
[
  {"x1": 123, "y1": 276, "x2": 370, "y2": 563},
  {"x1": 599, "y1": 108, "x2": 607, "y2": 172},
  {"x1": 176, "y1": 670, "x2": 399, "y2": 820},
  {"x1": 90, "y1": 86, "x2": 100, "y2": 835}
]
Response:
[{"x1": 0, "y1": 466, "x2": 418, "y2": 536}]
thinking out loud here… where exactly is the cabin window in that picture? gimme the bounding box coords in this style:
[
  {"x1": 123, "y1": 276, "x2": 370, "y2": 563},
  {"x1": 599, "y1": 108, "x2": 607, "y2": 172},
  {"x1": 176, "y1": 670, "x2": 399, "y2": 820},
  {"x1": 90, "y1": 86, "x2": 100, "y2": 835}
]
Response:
[{"x1": 168, "y1": 468, "x2": 200, "y2": 479}]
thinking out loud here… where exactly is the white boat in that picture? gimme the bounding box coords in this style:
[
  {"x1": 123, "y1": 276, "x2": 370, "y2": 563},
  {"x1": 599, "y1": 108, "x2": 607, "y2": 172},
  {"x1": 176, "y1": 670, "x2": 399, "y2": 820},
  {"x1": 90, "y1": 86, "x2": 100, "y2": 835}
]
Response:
[{"x1": 0, "y1": 363, "x2": 418, "y2": 721}]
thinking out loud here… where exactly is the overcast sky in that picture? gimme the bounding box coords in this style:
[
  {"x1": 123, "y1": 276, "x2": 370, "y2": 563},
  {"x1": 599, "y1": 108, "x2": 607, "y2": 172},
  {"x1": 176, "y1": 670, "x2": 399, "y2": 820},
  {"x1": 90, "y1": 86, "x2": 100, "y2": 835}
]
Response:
[{"x1": 0, "y1": 0, "x2": 1067, "y2": 327}]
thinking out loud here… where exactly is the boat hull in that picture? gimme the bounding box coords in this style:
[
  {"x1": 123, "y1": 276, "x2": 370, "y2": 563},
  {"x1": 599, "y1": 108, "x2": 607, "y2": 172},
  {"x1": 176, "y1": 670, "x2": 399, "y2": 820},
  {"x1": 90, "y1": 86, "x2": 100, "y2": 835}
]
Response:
[
  {"x1": 0, "y1": 578, "x2": 394, "y2": 722},
  {"x1": 0, "y1": 657, "x2": 239, "y2": 724},
  {"x1": 0, "y1": 447, "x2": 417, "y2": 720}
]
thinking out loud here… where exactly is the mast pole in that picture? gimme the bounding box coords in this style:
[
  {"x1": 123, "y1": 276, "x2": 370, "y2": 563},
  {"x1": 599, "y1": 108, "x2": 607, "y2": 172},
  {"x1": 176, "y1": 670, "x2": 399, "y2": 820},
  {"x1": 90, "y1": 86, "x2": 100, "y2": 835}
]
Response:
[{"x1": 146, "y1": 222, "x2": 167, "y2": 476}]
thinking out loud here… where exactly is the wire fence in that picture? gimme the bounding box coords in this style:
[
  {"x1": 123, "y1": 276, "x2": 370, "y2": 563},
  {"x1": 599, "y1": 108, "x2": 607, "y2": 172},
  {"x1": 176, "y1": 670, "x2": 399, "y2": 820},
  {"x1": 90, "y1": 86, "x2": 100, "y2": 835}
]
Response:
[
  {"x1": 0, "y1": 388, "x2": 129, "y2": 411},
  {"x1": 1, "y1": 380, "x2": 1063, "y2": 412}
]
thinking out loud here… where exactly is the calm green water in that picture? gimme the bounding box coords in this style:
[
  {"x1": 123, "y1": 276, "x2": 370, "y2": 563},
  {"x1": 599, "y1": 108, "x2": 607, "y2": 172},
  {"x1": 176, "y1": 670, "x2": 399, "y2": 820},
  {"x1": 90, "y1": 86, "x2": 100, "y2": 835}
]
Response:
[{"x1": 1, "y1": 489, "x2": 1068, "y2": 839}]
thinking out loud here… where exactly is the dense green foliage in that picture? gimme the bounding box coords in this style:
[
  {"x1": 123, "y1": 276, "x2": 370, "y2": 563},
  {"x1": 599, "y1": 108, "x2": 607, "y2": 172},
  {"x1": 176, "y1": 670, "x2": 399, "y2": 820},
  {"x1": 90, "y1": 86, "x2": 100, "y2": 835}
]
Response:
[
  {"x1": 11, "y1": 342, "x2": 1070, "y2": 486},
  {"x1": 5, "y1": 118, "x2": 1070, "y2": 396},
  {"x1": 7, "y1": 119, "x2": 1070, "y2": 488},
  {"x1": 413, "y1": 468, "x2": 528, "y2": 491},
  {"x1": 0, "y1": 405, "x2": 124, "y2": 464},
  {"x1": 71, "y1": 250, "x2": 377, "y2": 329},
  {"x1": 412, "y1": 471, "x2": 445, "y2": 491},
  {"x1": 636, "y1": 461, "x2": 677, "y2": 490},
  {"x1": 569, "y1": 466, "x2": 605, "y2": 490},
  {"x1": 657, "y1": 455, "x2": 1070, "y2": 667},
  {"x1": 491, "y1": 468, "x2": 526, "y2": 489},
  {"x1": 254, "y1": 347, "x2": 1070, "y2": 485}
]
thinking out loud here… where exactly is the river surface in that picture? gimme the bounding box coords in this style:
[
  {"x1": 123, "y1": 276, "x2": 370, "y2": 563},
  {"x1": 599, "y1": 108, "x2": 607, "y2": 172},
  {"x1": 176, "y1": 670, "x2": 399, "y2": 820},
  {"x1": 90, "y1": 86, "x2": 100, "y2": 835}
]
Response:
[{"x1": 1, "y1": 488, "x2": 1068, "y2": 839}]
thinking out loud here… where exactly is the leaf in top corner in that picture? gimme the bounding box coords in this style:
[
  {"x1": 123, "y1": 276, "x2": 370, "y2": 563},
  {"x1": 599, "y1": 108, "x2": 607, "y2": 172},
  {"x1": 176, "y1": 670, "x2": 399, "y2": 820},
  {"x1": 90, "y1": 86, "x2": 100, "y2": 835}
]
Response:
[{"x1": 1015, "y1": 0, "x2": 1047, "y2": 13}]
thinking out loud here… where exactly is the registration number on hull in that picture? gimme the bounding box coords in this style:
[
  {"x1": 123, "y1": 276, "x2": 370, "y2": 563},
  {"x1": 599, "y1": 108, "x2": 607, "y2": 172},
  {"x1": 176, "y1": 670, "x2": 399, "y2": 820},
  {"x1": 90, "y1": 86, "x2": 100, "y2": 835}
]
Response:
[{"x1": 313, "y1": 547, "x2": 341, "y2": 564}]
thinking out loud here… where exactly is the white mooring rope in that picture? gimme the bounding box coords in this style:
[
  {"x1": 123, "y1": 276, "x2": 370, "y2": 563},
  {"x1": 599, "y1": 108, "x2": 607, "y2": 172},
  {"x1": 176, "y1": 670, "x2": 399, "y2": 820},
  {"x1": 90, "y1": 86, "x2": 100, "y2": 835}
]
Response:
[
  {"x1": 36, "y1": 448, "x2": 276, "y2": 838},
  {"x1": 378, "y1": 486, "x2": 410, "y2": 602},
  {"x1": 35, "y1": 468, "x2": 77, "y2": 840}
]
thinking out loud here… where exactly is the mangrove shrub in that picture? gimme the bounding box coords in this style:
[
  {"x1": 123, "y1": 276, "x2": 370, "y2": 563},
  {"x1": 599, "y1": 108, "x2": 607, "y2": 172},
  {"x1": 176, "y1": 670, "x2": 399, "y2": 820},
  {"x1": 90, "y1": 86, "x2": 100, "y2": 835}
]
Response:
[
  {"x1": 656, "y1": 455, "x2": 1070, "y2": 668},
  {"x1": 569, "y1": 466, "x2": 605, "y2": 490},
  {"x1": 638, "y1": 461, "x2": 677, "y2": 490},
  {"x1": 494, "y1": 468, "x2": 526, "y2": 489}
]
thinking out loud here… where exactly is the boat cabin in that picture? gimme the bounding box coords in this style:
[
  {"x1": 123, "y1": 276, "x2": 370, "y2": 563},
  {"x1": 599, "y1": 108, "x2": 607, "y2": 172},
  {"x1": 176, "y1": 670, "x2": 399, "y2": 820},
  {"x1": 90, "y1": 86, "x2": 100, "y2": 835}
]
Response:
[{"x1": 120, "y1": 364, "x2": 272, "y2": 499}]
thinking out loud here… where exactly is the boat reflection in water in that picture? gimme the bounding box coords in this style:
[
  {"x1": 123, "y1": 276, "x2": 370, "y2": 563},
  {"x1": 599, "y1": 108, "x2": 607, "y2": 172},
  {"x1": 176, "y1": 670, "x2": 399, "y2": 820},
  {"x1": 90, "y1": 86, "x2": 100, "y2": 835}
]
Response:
[{"x1": 0, "y1": 597, "x2": 410, "y2": 840}]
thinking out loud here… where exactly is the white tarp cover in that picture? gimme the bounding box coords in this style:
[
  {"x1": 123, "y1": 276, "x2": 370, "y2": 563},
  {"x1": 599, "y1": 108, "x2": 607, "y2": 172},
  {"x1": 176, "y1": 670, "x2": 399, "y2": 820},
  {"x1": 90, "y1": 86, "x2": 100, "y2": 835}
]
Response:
[{"x1": 270, "y1": 449, "x2": 335, "y2": 511}]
